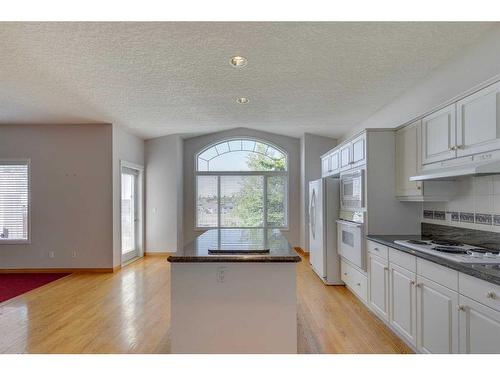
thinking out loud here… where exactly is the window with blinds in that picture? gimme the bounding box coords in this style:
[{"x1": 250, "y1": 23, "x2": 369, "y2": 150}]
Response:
[
  {"x1": 0, "y1": 161, "x2": 29, "y2": 242},
  {"x1": 195, "y1": 138, "x2": 288, "y2": 230}
]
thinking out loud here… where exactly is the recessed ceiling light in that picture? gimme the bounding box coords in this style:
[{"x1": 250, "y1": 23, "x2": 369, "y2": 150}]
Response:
[
  {"x1": 230, "y1": 56, "x2": 248, "y2": 68},
  {"x1": 237, "y1": 97, "x2": 249, "y2": 104}
]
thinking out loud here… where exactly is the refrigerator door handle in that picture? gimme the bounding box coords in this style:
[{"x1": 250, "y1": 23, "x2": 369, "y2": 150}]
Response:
[{"x1": 310, "y1": 189, "x2": 316, "y2": 239}]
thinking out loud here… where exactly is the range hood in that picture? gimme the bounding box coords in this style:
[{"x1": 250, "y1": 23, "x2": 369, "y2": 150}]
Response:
[{"x1": 410, "y1": 160, "x2": 500, "y2": 181}]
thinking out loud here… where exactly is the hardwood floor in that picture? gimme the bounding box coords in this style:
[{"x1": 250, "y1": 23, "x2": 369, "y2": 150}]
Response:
[{"x1": 0, "y1": 255, "x2": 411, "y2": 354}]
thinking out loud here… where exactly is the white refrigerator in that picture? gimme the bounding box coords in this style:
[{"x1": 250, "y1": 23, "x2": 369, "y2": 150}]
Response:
[{"x1": 308, "y1": 177, "x2": 342, "y2": 285}]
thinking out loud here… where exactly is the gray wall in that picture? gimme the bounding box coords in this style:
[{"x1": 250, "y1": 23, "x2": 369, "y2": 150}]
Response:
[
  {"x1": 183, "y1": 127, "x2": 301, "y2": 246},
  {"x1": 0, "y1": 124, "x2": 114, "y2": 269},
  {"x1": 112, "y1": 124, "x2": 145, "y2": 266},
  {"x1": 145, "y1": 134, "x2": 183, "y2": 253},
  {"x1": 299, "y1": 133, "x2": 337, "y2": 250},
  {"x1": 343, "y1": 25, "x2": 500, "y2": 140}
]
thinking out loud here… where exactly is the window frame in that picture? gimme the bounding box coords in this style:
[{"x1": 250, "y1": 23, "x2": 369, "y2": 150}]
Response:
[
  {"x1": 194, "y1": 138, "x2": 289, "y2": 231},
  {"x1": 0, "y1": 158, "x2": 31, "y2": 245}
]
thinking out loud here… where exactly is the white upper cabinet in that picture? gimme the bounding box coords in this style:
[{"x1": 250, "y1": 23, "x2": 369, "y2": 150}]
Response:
[
  {"x1": 416, "y1": 275, "x2": 459, "y2": 354},
  {"x1": 456, "y1": 81, "x2": 500, "y2": 157},
  {"x1": 339, "y1": 143, "x2": 352, "y2": 171},
  {"x1": 351, "y1": 133, "x2": 366, "y2": 167},
  {"x1": 459, "y1": 295, "x2": 500, "y2": 354},
  {"x1": 330, "y1": 151, "x2": 340, "y2": 174},
  {"x1": 396, "y1": 120, "x2": 423, "y2": 198},
  {"x1": 421, "y1": 104, "x2": 457, "y2": 165},
  {"x1": 321, "y1": 155, "x2": 331, "y2": 177},
  {"x1": 321, "y1": 150, "x2": 340, "y2": 177}
]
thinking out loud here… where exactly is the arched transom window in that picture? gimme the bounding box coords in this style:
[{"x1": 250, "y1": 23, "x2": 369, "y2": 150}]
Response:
[
  {"x1": 195, "y1": 138, "x2": 288, "y2": 229},
  {"x1": 197, "y1": 139, "x2": 287, "y2": 172}
]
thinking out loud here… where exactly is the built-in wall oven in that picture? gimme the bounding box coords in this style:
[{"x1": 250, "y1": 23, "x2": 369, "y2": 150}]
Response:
[
  {"x1": 336, "y1": 211, "x2": 365, "y2": 270},
  {"x1": 340, "y1": 168, "x2": 365, "y2": 211}
]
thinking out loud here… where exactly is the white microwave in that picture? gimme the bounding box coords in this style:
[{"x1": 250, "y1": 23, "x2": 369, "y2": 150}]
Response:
[{"x1": 340, "y1": 169, "x2": 365, "y2": 211}]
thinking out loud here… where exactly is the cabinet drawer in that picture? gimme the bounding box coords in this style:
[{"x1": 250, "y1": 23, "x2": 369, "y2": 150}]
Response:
[
  {"x1": 341, "y1": 259, "x2": 368, "y2": 303},
  {"x1": 367, "y1": 240, "x2": 388, "y2": 260},
  {"x1": 459, "y1": 273, "x2": 500, "y2": 312},
  {"x1": 417, "y1": 258, "x2": 458, "y2": 291},
  {"x1": 389, "y1": 248, "x2": 416, "y2": 272}
]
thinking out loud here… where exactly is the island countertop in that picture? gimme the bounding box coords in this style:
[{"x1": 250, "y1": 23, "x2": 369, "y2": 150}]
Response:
[{"x1": 167, "y1": 228, "x2": 301, "y2": 263}]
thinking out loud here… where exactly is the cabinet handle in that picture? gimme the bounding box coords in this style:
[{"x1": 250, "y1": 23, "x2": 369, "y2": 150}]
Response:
[
  {"x1": 356, "y1": 283, "x2": 361, "y2": 286},
  {"x1": 410, "y1": 280, "x2": 415, "y2": 286},
  {"x1": 486, "y1": 291, "x2": 497, "y2": 299},
  {"x1": 344, "y1": 272, "x2": 348, "y2": 276},
  {"x1": 373, "y1": 247, "x2": 379, "y2": 251},
  {"x1": 456, "y1": 144, "x2": 464, "y2": 149},
  {"x1": 384, "y1": 267, "x2": 389, "y2": 271},
  {"x1": 457, "y1": 305, "x2": 466, "y2": 311},
  {"x1": 416, "y1": 283, "x2": 422, "y2": 288},
  {"x1": 416, "y1": 186, "x2": 421, "y2": 190}
]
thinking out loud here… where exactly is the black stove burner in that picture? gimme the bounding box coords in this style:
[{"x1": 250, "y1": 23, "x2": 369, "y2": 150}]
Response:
[
  {"x1": 407, "y1": 240, "x2": 429, "y2": 245},
  {"x1": 431, "y1": 240, "x2": 464, "y2": 246},
  {"x1": 467, "y1": 248, "x2": 500, "y2": 255},
  {"x1": 432, "y1": 246, "x2": 469, "y2": 254}
]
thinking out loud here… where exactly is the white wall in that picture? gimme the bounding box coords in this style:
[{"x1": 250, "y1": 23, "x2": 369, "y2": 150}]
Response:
[
  {"x1": 0, "y1": 124, "x2": 114, "y2": 269},
  {"x1": 343, "y1": 26, "x2": 500, "y2": 141},
  {"x1": 145, "y1": 134, "x2": 183, "y2": 253},
  {"x1": 112, "y1": 124, "x2": 145, "y2": 266},
  {"x1": 299, "y1": 133, "x2": 337, "y2": 250},
  {"x1": 183, "y1": 128, "x2": 301, "y2": 246}
]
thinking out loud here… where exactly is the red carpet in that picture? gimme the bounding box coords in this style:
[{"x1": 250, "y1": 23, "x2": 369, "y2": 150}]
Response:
[{"x1": 0, "y1": 273, "x2": 69, "y2": 303}]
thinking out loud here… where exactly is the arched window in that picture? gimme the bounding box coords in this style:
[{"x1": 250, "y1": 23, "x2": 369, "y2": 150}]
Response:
[
  {"x1": 195, "y1": 138, "x2": 288, "y2": 229},
  {"x1": 197, "y1": 139, "x2": 287, "y2": 172}
]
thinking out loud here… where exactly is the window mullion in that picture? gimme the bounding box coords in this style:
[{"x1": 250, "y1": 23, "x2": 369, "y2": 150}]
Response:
[
  {"x1": 263, "y1": 175, "x2": 267, "y2": 231},
  {"x1": 217, "y1": 175, "x2": 221, "y2": 228}
]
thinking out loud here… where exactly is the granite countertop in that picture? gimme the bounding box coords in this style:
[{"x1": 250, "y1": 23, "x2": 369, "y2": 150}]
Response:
[
  {"x1": 366, "y1": 234, "x2": 500, "y2": 286},
  {"x1": 168, "y1": 228, "x2": 301, "y2": 263}
]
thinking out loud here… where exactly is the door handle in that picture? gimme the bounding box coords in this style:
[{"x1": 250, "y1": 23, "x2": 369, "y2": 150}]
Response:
[{"x1": 336, "y1": 220, "x2": 362, "y2": 228}]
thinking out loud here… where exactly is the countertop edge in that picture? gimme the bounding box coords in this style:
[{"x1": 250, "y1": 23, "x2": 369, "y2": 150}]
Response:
[
  {"x1": 366, "y1": 235, "x2": 500, "y2": 286},
  {"x1": 167, "y1": 255, "x2": 302, "y2": 263}
]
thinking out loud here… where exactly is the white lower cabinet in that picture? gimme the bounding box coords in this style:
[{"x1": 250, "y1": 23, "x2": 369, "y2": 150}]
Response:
[
  {"x1": 416, "y1": 275, "x2": 459, "y2": 353},
  {"x1": 458, "y1": 295, "x2": 500, "y2": 354},
  {"x1": 389, "y1": 262, "x2": 417, "y2": 347},
  {"x1": 364, "y1": 241, "x2": 500, "y2": 353},
  {"x1": 341, "y1": 259, "x2": 368, "y2": 304},
  {"x1": 368, "y1": 253, "x2": 389, "y2": 321}
]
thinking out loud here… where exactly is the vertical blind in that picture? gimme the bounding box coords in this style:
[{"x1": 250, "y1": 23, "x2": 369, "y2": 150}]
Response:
[{"x1": 0, "y1": 162, "x2": 29, "y2": 241}]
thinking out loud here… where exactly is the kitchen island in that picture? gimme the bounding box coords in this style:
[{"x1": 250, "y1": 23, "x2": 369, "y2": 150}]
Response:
[{"x1": 168, "y1": 228, "x2": 301, "y2": 354}]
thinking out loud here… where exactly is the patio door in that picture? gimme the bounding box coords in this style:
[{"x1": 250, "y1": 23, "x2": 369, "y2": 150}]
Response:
[{"x1": 121, "y1": 164, "x2": 142, "y2": 263}]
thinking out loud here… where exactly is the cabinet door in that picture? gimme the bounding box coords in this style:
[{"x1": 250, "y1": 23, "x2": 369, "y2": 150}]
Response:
[
  {"x1": 389, "y1": 263, "x2": 417, "y2": 346},
  {"x1": 416, "y1": 276, "x2": 459, "y2": 354},
  {"x1": 339, "y1": 143, "x2": 352, "y2": 171},
  {"x1": 330, "y1": 151, "x2": 340, "y2": 174},
  {"x1": 321, "y1": 155, "x2": 331, "y2": 177},
  {"x1": 368, "y1": 253, "x2": 389, "y2": 321},
  {"x1": 459, "y1": 295, "x2": 500, "y2": 354},
  {"x1": 351, "y1": 133, "x2": 366, "y2": 167},
  {"x1": 421, "y1": 104, "x2": 457, "y2": 164},
  {"x1": 395, "y1": 121, "x2": 423, "y2": 197},
  {"x1": 456, "y1": 82, "x2": 500, "y2": 157}
]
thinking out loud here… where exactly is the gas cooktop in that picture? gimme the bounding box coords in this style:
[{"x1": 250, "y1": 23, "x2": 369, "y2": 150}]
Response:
[{"x1": 394, "y1": 239, "x2": 500, "y2": 264}]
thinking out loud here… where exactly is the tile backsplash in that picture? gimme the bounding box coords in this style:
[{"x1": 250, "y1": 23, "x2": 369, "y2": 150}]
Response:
[{"x1": 422, "y1": 175, "x2": 500, "y2": 233}]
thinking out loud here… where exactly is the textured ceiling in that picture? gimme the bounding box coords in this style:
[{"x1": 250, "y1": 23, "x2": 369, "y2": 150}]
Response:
[{"x1": 0, "y1": 22, "x2": 496, "y2": 139}]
